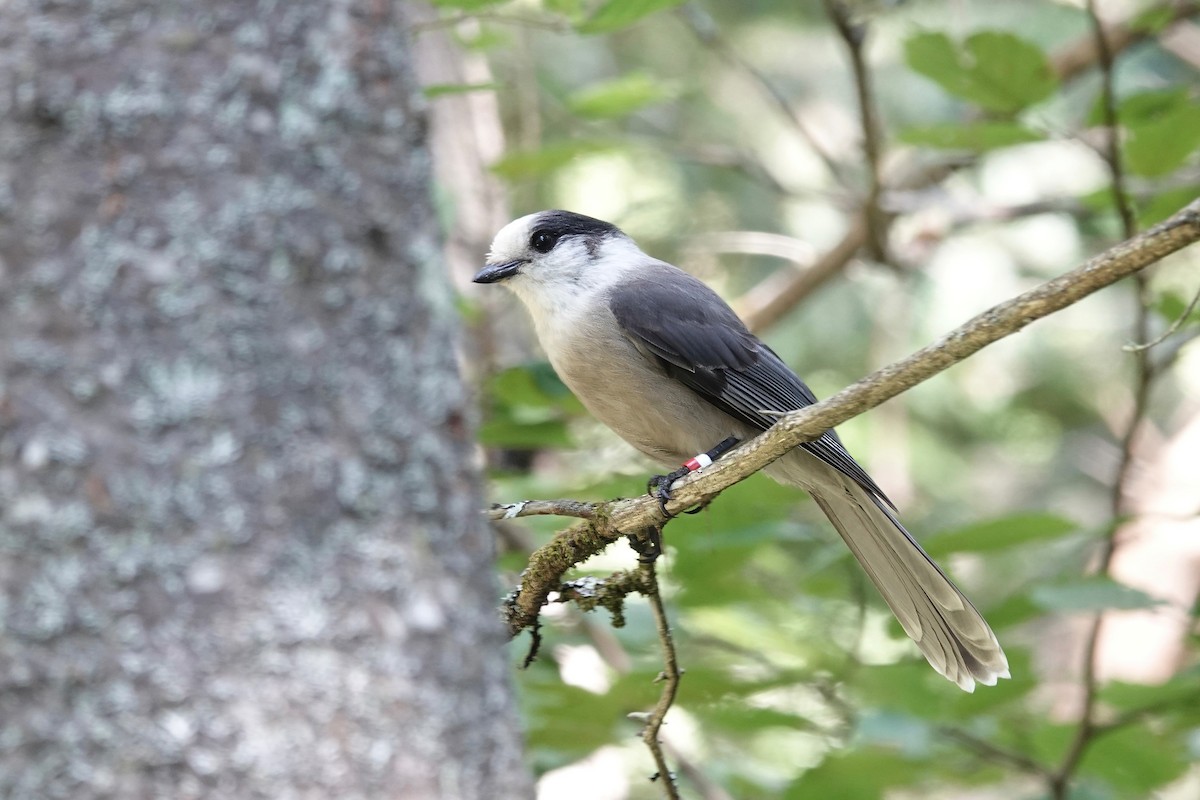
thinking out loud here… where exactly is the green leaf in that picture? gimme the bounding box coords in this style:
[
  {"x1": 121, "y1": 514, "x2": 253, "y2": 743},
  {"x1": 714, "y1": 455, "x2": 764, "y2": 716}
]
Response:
[
  {"x1": 899, "y1": 121, "x2": 1044, "y2": 151},
  {"x1": 543, "y1": 0, "x2": 585, "y2": 15},
  {"x1": 787, "y1": 749, "x2": 925, "y2": 799},
  {"x1": 1080, "y1": 725, "x2": 1191, "y2": 792},
  {"x1": 478, "y1": 364, "x2": 583, "y2": 448},
  {"x1": 490, "y1": 139, "x2": 616, "y2": 179},
  {"x1": 1100, "y1": 665, "x2": 1200, "y2": 712},
  {"x1": 855, "y1": 648, "x2": 1034, "y2": 722},
  {"x1": 1130, "y1": 4, "x2": 1181, "y2": 34},
  {"x1": 670, "y1": 476, "x2": 805, "y2": 607},
  {"x1": 1154, "y1": 286, "x2": 1200, "y2": 328},
  {"x1": 1119, "y1": 89, "x2": 1200, "y2": 177},
  {"x1": 1029, "y1": 578, "x2": 1162, "y2": 612},
  {"x1": 423, "y1": 82, "x2": 500, "y2": 99},
  {"x1": 520, "y1": 666, "x2": 655, "y2": 768},
  {"x1": 577, "y1": 0, "x2": 687, "y2": 34},
  {"x1": 567, "y1": 73, "x2": 671, "y2": 119},
  {"x1": 695, "y1": 704, "x2": 819, "y2": 735},
  {"x1": 1138, "y1": 184, "x2": 1200, "y2": 227},
  {"x1": 478, "y1": 417, "x2": 573, "y2": 448},
  {"x1": 980, "y1": 592, "x2": 1044, "y2": 629},
  {"x1": 1027, "y1": 720, "x2": 1076, "y2": 763},
  {"x1": 924, "y1": 512, "x2": 1077, "y2": 557},
  {"x1": 905, "y1": 31, "x2": 1058, "y2": 113},
  {"x1": 489, "y1": 363, "x2": 579, "y2": 410},
  {"x1": 673, "y1": 661, "x2": 809, "y2": 706}
]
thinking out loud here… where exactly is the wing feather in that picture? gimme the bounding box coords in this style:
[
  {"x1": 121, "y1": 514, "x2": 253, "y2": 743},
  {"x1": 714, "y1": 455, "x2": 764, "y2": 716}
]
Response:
[{"x1": 608, "y1": 267, "x2": 891, "y2": 505}]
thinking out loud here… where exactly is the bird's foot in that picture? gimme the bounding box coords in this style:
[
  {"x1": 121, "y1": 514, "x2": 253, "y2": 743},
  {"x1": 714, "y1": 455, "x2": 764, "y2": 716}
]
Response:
[
  {"x1": 627, "y1": 527, "x2": 664, "y2": 563},
  {"x1": 648, "y1": 467, "x2": 691, "y2": 518},
  {"x1": 646, "y1": 436, "x2": 741, "y2": 518}
]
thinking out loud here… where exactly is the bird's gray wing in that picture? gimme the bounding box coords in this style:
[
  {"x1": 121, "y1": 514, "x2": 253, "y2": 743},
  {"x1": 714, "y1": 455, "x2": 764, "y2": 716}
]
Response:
[
  {"x1": 607, "y1": 267, "x2": 891, "y2": 505},
  {"x1": 611, "y1": 267, "x2": 1009, "y2": 691}
]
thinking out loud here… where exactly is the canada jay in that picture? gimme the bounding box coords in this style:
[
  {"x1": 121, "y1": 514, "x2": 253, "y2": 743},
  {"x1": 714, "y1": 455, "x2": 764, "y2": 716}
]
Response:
[{"x1": 475, "y1": 210, "x2": 1009, "y2": 691}]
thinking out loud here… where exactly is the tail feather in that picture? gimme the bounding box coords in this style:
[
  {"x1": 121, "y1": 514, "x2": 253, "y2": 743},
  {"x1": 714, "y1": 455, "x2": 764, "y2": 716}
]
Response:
[{"x1": 778, "y1": 463, "x2": 1009, "y2": 692}]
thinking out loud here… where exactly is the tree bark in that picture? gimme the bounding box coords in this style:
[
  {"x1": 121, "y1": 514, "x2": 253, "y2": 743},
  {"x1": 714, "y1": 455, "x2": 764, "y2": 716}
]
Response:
[{"x1": 0, "y1": 2, "x2": 531, "y2": 798}]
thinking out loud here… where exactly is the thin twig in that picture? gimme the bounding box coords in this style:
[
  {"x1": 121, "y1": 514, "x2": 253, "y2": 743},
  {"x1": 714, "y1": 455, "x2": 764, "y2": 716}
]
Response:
[
  {"x1": 1050, "y1": 4, "x2": 1151, "y2": 796},
  {"x1": 499, "y1": 198, "x2": 1200, "y2": 639},
  {"x1": 1094, "y1": 686, "x2": 1200, "y2": 736},
  {"x1": 1051, "y1": 652, "x2": 1200, "y2": 784},
  {"x1": 1124, "y1": 281, "x2": 1200, "y2": 352},
  {"x1": 1090, "y1": 4, "x2": 1139, "y2": 242},
  {"x1": 677, "y1": 4, "x2": 848, "y2": 184},
  {"x1": 486, "y1": 499, "x2": 597, "y2": 521},
  {"x1": 938, "y1": 726, "x2": 1054, "y2": 776},
  {"x1": 1157, "y1": 325, "x2": 1200, "y2": 370},
  {"x1": 824, "y1": 0, "x2": 889, "y2": 262},
  {"x1": 637, "y1": 547, "x2": 683, "y2": 800}
]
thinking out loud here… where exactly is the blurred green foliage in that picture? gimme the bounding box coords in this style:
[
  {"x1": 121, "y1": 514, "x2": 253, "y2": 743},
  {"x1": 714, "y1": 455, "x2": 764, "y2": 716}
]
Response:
[
  {"x1": 427, "y1": 0, "x2": 1200, "y2": 796},
  {"x1": 905, "y1": 31, "x2": 1059, "y2": 113}
]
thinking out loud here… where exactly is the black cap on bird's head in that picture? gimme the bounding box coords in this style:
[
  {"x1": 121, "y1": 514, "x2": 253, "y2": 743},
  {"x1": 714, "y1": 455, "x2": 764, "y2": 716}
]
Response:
[{"x1": 474, "y1": 210, "x2": 624, "y2": 284}]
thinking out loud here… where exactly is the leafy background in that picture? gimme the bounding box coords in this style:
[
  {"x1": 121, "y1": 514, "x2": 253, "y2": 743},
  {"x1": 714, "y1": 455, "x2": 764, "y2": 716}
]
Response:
[{"x1": 420, "y1": 0, "x2": 1200, "y2": 797}]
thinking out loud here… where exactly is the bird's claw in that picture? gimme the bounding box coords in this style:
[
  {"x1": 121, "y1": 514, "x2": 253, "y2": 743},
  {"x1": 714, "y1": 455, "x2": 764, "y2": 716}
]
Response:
[
  {"x1": 627, "y1": 527, "x2": 664, "y2": 563},
  {"x1": 647, "y1": 467, "x2": 690, "y2": 518}
]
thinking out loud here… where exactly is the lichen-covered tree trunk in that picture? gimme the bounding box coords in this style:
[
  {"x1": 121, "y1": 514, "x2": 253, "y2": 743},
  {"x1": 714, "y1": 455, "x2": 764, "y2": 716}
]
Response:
[{"x1": 0, "y1": 2, "x2": 531, "y2": 798}]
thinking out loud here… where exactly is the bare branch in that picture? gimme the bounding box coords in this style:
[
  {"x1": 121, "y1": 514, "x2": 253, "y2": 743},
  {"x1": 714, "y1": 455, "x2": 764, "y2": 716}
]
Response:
[
  {"x1": 556, "y1": 569, "x2": 643, "y2": 627},
  {"x1": 937, "y1": 726, "x2": 1053, "y2": 776},
  {"x1": 486, "y1": 499, "x2": 598, "y2": 521},
  {"x1": 824, "y1": 0, "x2": 889, "y2": 261},
  {"x1": 1050, "y1": 7, "x2": 1158, "y2": 796},
  {"x1": 1090, "y1": 3, "x2": 1139, "y2": 241},
  {"x1": 741, "y1": 215, "x2": 869, "y2": 333},
  {"x1": 637, "y1": 554, "x2": 683, "y2": 800},
  {"x1": 500, "y1": 199, "x2": 1200, "y2": 639},
  {"x1": 1125, "y1": 270, "x2": 1200, "y2": 353}
]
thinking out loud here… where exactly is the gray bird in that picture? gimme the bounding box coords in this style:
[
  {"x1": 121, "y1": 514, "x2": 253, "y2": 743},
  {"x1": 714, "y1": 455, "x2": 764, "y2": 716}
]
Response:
[{"x1": 475, "y1": 209, "x2": 1009, "y2": 691}]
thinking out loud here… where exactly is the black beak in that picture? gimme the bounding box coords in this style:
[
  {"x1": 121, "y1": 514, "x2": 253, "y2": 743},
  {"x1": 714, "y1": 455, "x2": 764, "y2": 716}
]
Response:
[{"x1": 473, "y1": 259, "x2": 526, "y2": 284}]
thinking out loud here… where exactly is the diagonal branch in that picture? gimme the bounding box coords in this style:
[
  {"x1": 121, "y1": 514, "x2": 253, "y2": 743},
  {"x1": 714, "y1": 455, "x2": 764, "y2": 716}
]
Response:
[
  {"x1": 500, "y1": 199, "x2": 1200, "y2": 638},
  {"x1": 937, "y1": 726, "x2": 1053, "y2": 776}
]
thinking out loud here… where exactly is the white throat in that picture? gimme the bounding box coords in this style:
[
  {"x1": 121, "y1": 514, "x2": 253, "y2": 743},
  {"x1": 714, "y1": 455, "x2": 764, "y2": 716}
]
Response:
[{"x1": 507, "y1": 235, "x2": 646, "y2": 330}]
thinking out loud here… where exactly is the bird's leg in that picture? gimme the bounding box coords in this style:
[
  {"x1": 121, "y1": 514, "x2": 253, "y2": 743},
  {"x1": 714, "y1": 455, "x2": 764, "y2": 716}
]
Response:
[
  {"x1": 627, "y1": 525, "x2": 664, "y2": 563},
  {"x1": 648, "y1": 436, "x2": 740, "y2": 517}
]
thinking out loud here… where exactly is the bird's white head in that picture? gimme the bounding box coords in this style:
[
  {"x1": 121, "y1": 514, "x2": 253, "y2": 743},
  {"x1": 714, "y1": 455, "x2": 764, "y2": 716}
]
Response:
[{"x1": 474, "y1": 211, "x2": 644, "y2": 308}]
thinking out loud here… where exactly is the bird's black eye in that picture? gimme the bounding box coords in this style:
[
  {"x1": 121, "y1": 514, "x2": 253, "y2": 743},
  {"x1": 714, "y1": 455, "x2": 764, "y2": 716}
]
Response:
[{"x1": 530, "y1": 229, "x2": 559, "y2": 253}]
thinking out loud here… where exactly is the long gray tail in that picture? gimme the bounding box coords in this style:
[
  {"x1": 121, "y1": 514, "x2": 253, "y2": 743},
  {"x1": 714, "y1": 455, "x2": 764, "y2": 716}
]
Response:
[{"x1": 770, "y1": 459, "x2": 1009, "y2": 691}]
